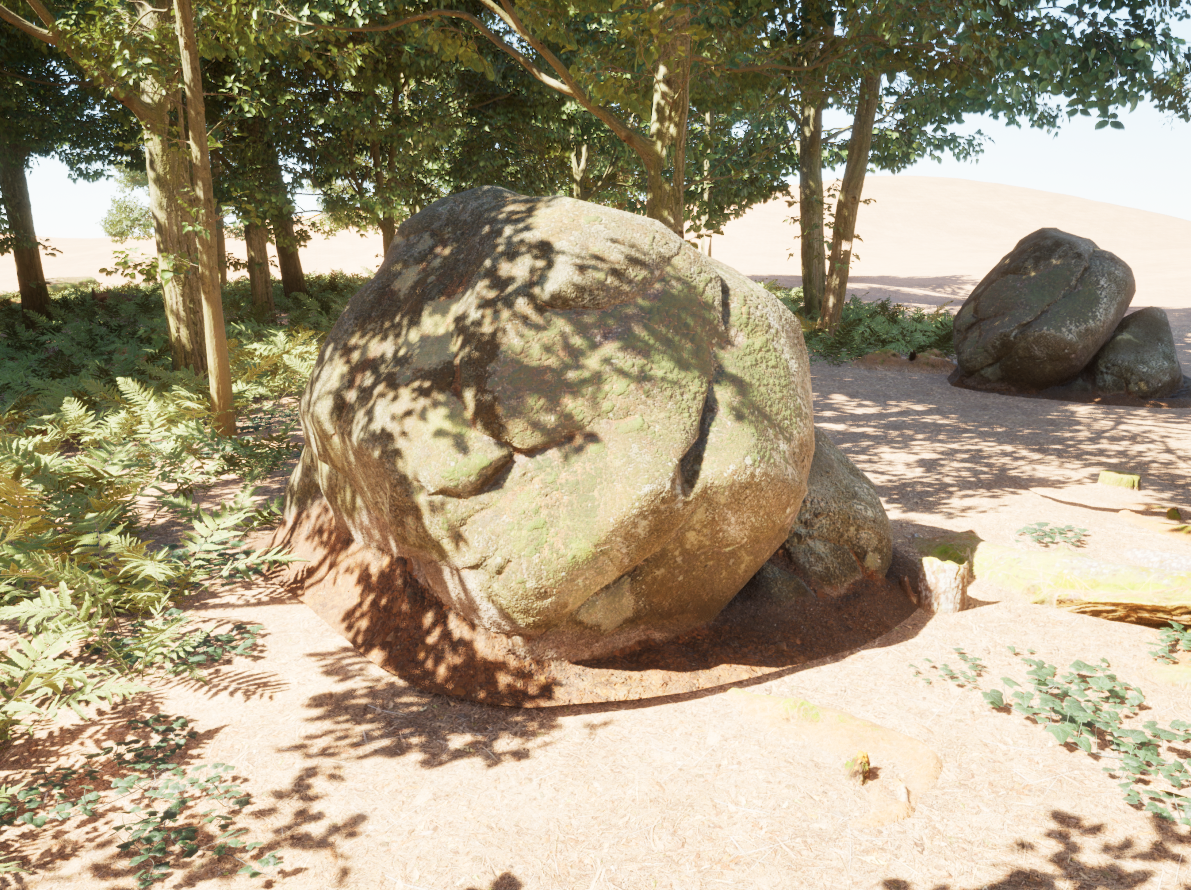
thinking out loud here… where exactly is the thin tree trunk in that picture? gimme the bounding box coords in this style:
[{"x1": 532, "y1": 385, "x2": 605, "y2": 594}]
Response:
[
  {"x1": 643, "y1": 8, "x2": 691, "y2": 236},
  {"x1": 700, "y1": 109, "x2": 713, "y2": 256},
  {"x1": 571, "y1": 143, "x2": 589, "y2": 199},
  {"x1": 210, "y1": 149, "x2": 228, "y2": 286},
  {"x1": 264, "y1": 145, "x2": 306, "y2": 295},
  {"x1": 379, "y1": 216, "x2": 397, "y2": 254},
  {"x1": 174, "y1": 0, "x2": 234, "y2": 434},
  {"x1": 245, "y1": 221, "x2": 273, "y2": 320},
  {"x1": 216, "y1": 215, "x2": 227, "y2": 286},
  {"x1": 144, "y1": 107, "x2": 206, "y2": 373},
  {"x1": 0, "y1": 143, "x2": 51, "y2": 317},
  {"x1": 821, "y1": 73, "x2": 881, "y2": 332},
  {"x1": 798, "y1": 96, "x2": 826, "y2": 320}
]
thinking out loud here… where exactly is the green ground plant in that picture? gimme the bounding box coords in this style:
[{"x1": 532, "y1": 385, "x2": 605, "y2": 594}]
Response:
[
  {"x1": 1016, "y1": 521, "x2": 1090, "y2": 548},
  {"x1": 0, "y1": 274, "x2": 360, "y2": 879},
  {"x1": 761, "y1": 282, "x2": 955, "y2": 363},
  {"x1": 0, "y1": 714, "x2": 279, "y2": 885},
  {"x1": 914, "y1": 646, "x2": 1191, "y2": 826},
  {"x1": 1150, "y1": 622, "x2": 1191, "y2": 664}
]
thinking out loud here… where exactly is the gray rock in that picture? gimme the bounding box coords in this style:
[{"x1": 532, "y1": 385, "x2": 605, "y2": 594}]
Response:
[
  {"x1": 780, "y1": 428, "x2": 892, "y2": 597},
  {"x1": 286, "y1": 187, "x2": 815, "y2": 662},
  {"x1": 1087, "y1": 307, "x2": 1184, "y2": 399},
  {"x1": 953, "y1": 228, "x2": 1134, "y2": 392}
]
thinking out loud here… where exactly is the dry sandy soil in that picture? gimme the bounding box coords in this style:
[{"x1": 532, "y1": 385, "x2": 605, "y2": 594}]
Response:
[{"x1": 3, "y1": 178, "x2": 1191, "y2": 890}]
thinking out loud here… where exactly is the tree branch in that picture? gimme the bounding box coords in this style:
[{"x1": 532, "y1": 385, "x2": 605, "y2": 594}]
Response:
[
  {"x1": 0, "y1": 3, "x2": 56, "y2": 44},
  {"x1": 486, "y1": 0, "x2": 651, "y2": 158},
  {"x1": 271, "y1": 2, "x2": 655, "y2": 163}
]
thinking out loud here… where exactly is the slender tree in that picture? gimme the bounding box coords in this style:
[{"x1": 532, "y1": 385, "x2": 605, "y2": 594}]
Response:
[
  {"x1": 0, "y1": 23, "x2": 135, "y2": 316},
  {"x1": 0, "y1": 0, "x2": 234, "y2": 431}
]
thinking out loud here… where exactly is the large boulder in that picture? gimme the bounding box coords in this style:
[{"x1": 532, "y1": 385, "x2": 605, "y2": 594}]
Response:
[
  {"x1": 1086, "y1": 307, "x2": 1185, "y2": 399},
  {"x1": 779, "y1": 428, "x2": 892, "y2": 596},
  {"x1": 952, "y1": 228, "x2": 1134, "y2": 392},
  {"x1": 286, "y1": 187, "x2": 815, "y2": 662}
]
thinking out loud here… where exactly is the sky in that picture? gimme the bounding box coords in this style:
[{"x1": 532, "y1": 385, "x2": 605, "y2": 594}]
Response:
[{"x1": 23, "y1": 63, "x2": 1191, "y2": 238}]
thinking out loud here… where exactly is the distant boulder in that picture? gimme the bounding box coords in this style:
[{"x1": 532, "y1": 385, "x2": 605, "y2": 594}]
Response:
[
  {"x1": 952, "y1": 228, "x2": 1134, "y2": 392},
  {"x1": 1087, "y1": 307, "x2": 1185, "y2": 399}
]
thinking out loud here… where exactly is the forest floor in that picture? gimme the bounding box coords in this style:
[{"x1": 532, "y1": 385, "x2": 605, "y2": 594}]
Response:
[{"x1": 5, "y1": 357, "x2": 1191, "y2": 890}]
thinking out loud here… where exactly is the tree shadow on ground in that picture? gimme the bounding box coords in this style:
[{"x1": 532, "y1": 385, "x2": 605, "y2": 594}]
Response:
[
  {"x1": 877, "y1": 809, "x2": 1191, "y2": 889},
  {"x1": 275, "y1": 646, "x2": 564, "y2": 770},
  {"x1": 811, "y1": 368, "x2": 1190, "y2": 527}
]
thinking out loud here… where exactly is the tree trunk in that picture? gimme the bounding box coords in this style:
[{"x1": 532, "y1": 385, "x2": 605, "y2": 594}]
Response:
[
  {"x1": 264, "y1": 146, "x2": 306, "y2": 295},
  {"x1": 798, "y1": 96, "x2": 826, "y2": 320},
  {"x1": 245, "y1": 221, "x2": 273, "y2": 320},
  {"x1": 144, "y1": 107, "x2": 207, "y2": 373},
  {"x1": 820, "y1": 73, "x2": 882, "y2": 333},
  {"x1": 216, "y1": 215, "x2": 227, "y2": 286},
  {"x1": 571, "y1": 143, "x2": 589, "y2": 199},
  {"x1": 379, "y1": 216, "x2": 397, "y2": 255},
  {"x1": 174, "y1": 0, "x2": 234, "y2": 435},
  {"x1": 0, "y1": 143, "x2": 51, "y2": 318},
  {"x1": 643, "y1": 9, "x2": 691, "y2": 237}
]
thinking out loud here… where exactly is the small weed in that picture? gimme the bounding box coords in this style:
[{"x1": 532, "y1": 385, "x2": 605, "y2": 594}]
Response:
[
  {"x1": 916, "y1": 646, "x2": 1191, "y2": 825},
  {"x1": 1016, "y1": 521, "x2": 1089, "y2": 548},
  {"x1": 1150, "y1": 622, "x2": 1191, "y2": 664},
  {"x1": 911, "y1": 648, "x2": 988, "y2": 688}
]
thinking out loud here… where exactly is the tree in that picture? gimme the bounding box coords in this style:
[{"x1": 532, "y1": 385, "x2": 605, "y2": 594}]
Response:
[
  {"x1": 778, "y1": 0, "x2": 1190, "y2": 331},
  {"x1": 284, "y1": 0, "x2": 803, "y2": 236},
  {"x1": 101, "y1": 167, "x2": 154, "y2": 241},
  {"x1": 0, "y1": 0, "x2": 234, "y2": 432},
  {"x1": 0, "y1": 22, "x2": 135, "y2": 316}
]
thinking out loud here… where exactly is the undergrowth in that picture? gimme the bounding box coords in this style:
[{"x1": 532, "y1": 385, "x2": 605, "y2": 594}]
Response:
[
  {"x1": 0, "y1": 713, "x2": 279, "y2": 885},
  {"x1": 761, "y1": 282, "x2": 954, "y2": 363},
  {"x1": 1151, "y1": 622, "x2": 1191, "y2": 664},
  {"x1": 914, "y1": 646, "x2": 1191, "y2": 825},
  {"x1": 0, "y1": 274, "x2": 360, "y2": 876}
]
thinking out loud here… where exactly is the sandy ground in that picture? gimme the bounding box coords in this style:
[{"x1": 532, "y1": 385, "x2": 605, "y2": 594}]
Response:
[{"x1": 3, "y1": 179, "x2": 1191, "y2": 890}]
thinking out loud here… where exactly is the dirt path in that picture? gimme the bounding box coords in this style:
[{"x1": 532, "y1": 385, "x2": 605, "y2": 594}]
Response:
[{"x1": 6, "y1": 358, "x2": 1191, "y2": 890}]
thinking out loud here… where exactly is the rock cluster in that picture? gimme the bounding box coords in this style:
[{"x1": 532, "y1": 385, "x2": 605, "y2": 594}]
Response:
[{"x1": 952, "y1": 228, "x2": 1184, "y2": 399}]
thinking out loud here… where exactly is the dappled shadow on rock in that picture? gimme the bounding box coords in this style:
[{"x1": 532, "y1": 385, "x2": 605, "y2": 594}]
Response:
[{"x1": 271, "y1": 496, "x2": 920, "y2": 708}]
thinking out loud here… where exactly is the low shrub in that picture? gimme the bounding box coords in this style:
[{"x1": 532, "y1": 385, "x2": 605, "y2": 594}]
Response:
[
  {"x1": 914, "y1": 647, "x2": 1191, "y2": 825},
  {"x1": 761, "y1": 282, "x2": 955, "y2": 363}
]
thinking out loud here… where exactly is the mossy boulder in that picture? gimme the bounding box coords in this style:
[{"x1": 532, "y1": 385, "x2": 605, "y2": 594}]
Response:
[
  {"x1": 779, "y1": 428, "x2": 892, "y2": 596},
  {"x1": 286, "y1": 187, "x2": 815, "y2": 661},
  {"x1": 952, "y1": 228, "x2": 1134, "y2": 392},
  {"x1": 1087, "y1": 307, "x2": 1185, "y2": 399}
]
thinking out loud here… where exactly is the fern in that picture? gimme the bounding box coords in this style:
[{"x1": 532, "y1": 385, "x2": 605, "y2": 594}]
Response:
[{"x1": 0, "y1": 279, "x2": 341, "y2": 743}]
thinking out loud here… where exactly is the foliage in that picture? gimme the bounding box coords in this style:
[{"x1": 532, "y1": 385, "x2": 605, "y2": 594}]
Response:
[
  {"x1": 0, "y1": 274, "x2": 357, "y2": 745},
  {"x1": 917, "y1": 646, "x2": 1191, "y2": 826},
  {"x1": 0, "y1": 714, "x2": 281, "y2": 883},
  {"x1": 1016, "y1": 522, "x2": 1090, "y2": 548},
  {"x1": 101, "y1": 167, "x2": 154, "y2": 242},
  {"x1": 764, "y1": 282, "x2": 954, "y2": 362},
  {"x1": 1151, "y1": 622, "x2": 1191, "y2": 665},
  {"x1": 911, "y1": 647, "x2": 987, "y2": 689}
]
